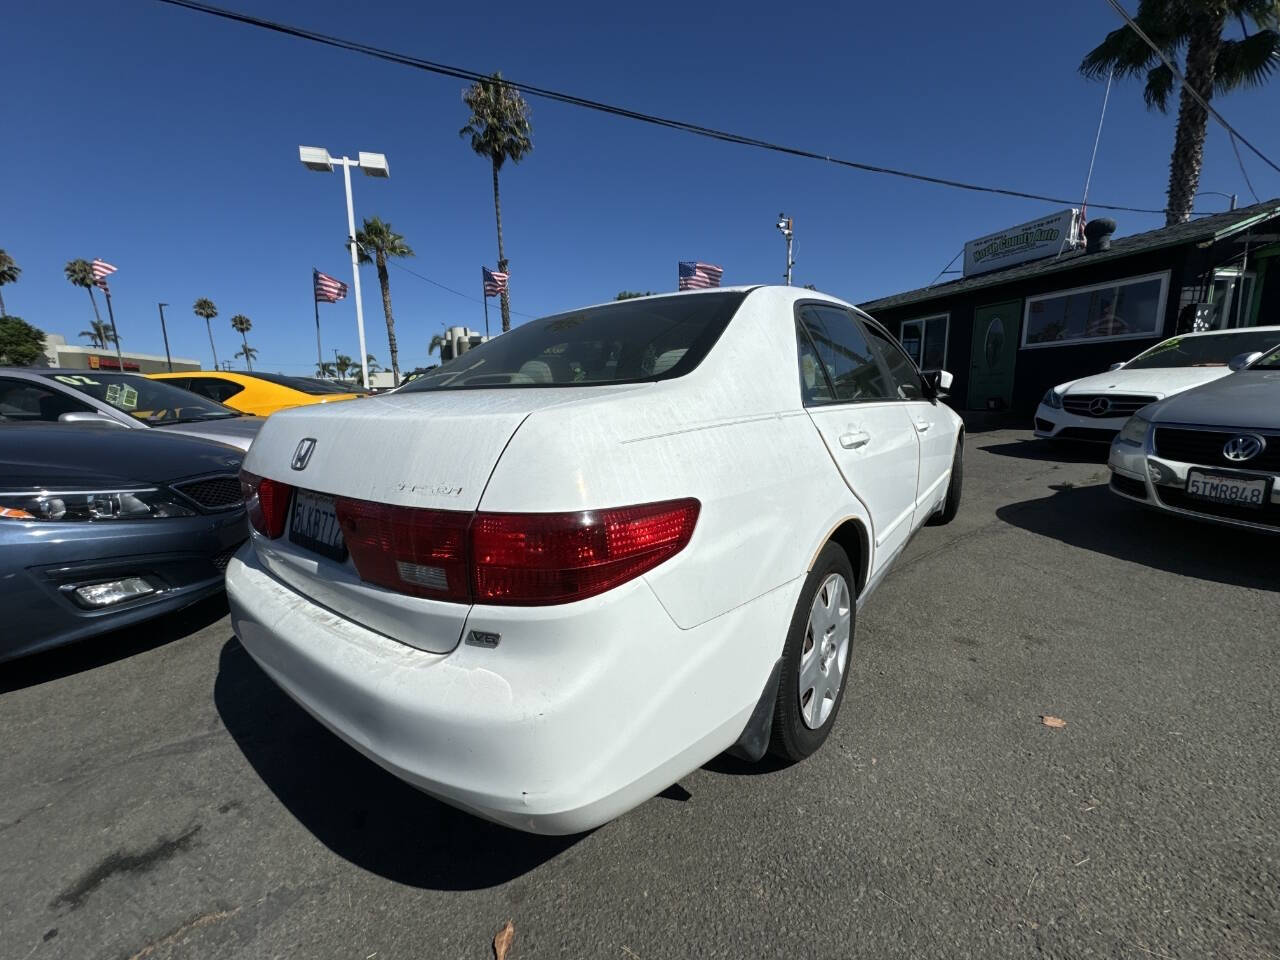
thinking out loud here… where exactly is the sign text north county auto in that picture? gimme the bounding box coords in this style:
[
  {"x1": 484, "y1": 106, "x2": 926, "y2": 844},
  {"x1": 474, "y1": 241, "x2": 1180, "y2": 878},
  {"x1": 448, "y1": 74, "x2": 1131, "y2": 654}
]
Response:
[{"x1": 963, "y1": 209, "x2": 1081, "y2": 277}]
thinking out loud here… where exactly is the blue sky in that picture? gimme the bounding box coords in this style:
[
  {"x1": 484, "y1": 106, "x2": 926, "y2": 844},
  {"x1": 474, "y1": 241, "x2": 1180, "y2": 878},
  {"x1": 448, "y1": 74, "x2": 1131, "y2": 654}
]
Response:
[{"x1": 5, "y1": 0, "x2": 1277, "y2": 375}]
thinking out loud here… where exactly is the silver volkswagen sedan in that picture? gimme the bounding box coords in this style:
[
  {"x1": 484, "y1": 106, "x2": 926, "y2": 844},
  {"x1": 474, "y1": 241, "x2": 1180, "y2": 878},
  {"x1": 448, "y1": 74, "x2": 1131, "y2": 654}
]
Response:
[
  {"x1": 1108, "y1": 343, "x2": 1280, "y2": 534},
  {"x1": 0, "y1": 368, "x2": 262, "y2": 450}
]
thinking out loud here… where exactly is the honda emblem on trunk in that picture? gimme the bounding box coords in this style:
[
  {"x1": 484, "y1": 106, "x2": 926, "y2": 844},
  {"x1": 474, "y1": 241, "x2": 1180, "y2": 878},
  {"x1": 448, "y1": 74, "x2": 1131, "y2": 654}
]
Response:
[{"x1": 291, "y1": 437, "x2": 317, "y2": 470}]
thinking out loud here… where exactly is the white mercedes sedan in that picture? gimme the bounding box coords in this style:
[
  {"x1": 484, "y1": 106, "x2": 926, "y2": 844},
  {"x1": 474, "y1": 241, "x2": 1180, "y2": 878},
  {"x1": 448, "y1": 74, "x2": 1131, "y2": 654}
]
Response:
[
  {"x1": 1033, "y1": 326, "x2": 1280, "y2": 443},
  {"x1": 227, "y1": 286, "x2": 964, "y2": 833}
]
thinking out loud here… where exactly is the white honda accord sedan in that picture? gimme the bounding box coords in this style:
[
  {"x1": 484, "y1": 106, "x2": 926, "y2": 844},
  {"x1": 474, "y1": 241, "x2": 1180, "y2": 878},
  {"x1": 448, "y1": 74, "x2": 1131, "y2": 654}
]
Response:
[{"x1": 227, "y1": 286, "x2": 963, "y2": 833}]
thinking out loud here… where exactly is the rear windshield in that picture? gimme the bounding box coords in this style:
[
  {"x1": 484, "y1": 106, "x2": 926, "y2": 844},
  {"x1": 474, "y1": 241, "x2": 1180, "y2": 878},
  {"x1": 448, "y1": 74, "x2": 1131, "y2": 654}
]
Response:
[
  {"x1": 239, "y1": 371, "x2": 362, "y2": 394},
  {"x1": 398, "y1": 290, "x2": 749, "y2": 391},
  {"x1": 44, "y1": 373, "x2": 240, "y2": 425},
  {"x1": 1124, "y1": 329, "x2": 1280, "y2": 369}
]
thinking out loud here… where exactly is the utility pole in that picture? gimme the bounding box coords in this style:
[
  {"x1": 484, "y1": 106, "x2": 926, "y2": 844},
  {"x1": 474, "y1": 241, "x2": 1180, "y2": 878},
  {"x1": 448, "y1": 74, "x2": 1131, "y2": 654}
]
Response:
[
  {"x1": 776, "y1": 214, "x2": 795, "y2": 286},
  {"x1": 157, "y1": 303, "x2": 173, "y2": 372}
]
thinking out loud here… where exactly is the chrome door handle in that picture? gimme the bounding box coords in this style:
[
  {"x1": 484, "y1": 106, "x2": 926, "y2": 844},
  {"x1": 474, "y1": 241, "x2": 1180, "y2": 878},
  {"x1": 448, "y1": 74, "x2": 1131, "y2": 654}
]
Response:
[
  {"x1": 914, "y1": 420, "x2": 931, "y2": 433},
  {"x1": 839, "y1": 431, "x2": 870, "y2": 449}
]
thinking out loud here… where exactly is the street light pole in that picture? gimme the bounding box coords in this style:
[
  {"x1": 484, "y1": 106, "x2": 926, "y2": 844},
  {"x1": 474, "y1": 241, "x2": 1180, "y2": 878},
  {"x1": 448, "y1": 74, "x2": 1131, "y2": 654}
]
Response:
[
  {"x1": 776, "y1": 214, "x2": 795, "y2": 286},
  {"x1": 299, "y1": 146, "x2": 390, "y2": 391},
  {"x1": 157, "y1": 302, "x2": 173, "y2": 372}
]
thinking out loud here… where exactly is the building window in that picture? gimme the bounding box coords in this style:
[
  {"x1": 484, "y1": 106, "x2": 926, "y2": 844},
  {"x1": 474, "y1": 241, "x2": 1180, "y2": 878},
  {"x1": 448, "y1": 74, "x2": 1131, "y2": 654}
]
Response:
[
  {"x1": 899, "y1": 314, "x2": 948, "y2": 371},
  {"x1": 1022, "y1": 271, "x2": 1169, "y2": 349}
]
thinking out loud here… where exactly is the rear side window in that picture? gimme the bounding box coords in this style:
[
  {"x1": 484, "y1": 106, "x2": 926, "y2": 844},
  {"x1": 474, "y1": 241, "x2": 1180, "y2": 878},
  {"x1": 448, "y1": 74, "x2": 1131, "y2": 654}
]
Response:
[
  {"x1": 796, "y1": 324, "x2": 835, "y2": 404},
  {"x1": 399, "y1": 291, "x2": 749, "y2": 391},
  {"x1": 189, "y1": 378, "x2": 245, "y2": 403},
  {"x1": 862, "y1": 320, "x2": 926, "y2": 400},
  {"x1": 797, "y1": 305, "x2": 894, "y2": 403},
  {"x1": 0, "y1": 378, "x2": 93, "y2": 421}
]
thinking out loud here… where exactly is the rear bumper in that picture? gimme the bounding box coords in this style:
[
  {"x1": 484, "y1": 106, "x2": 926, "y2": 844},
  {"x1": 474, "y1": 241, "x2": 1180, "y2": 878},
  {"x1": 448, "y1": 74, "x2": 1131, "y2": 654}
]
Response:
[{"x1": 226, "y1": 547, "x2": 797, "y2": 834}]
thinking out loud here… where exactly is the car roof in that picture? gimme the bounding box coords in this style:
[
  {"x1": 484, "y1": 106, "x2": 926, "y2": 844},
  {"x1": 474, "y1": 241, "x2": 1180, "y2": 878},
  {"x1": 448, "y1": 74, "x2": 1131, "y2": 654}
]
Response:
[{"x1": 1160, "y1": 325, "x2": 1280, "y2": 339}]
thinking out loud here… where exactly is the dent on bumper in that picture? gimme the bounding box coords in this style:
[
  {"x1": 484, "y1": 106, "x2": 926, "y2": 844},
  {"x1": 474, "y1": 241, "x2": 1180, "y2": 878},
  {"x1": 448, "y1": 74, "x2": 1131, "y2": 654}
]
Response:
[{"x1": 226, "y1": 547, "x2": 796, "y2": 834}]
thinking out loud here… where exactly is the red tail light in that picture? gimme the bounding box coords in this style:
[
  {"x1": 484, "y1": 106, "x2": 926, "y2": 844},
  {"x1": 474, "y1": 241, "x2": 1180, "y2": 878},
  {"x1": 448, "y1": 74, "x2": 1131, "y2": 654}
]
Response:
[
  {"x1": 335, "y1": 498, "x2": 471, "y2": 602},
  {"x1": 327, "y1": 495, "x2": 699, "y2": 606},
  {"x1": 240, "y1": 470, "x2": 292, "y2": 539},
  {"x1": 471, "y1": 499, "x2": 700, "y2": 605}
]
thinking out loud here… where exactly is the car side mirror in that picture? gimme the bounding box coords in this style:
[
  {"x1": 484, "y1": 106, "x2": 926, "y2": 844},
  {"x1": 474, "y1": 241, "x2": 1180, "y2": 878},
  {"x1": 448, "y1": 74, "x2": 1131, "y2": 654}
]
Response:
[
  {"x1": 928, "y1": 370, "x2": 953, "y2": 398},
  {"x1": 1228, "y1": 350, "x2": 1263, "y2": 372},
  {"x1": 1108, "y1": 361, "x2": 1124, "y2": 372},
  {"x1": 58, "y1": 411, "x2": 125, "y2": 427}
]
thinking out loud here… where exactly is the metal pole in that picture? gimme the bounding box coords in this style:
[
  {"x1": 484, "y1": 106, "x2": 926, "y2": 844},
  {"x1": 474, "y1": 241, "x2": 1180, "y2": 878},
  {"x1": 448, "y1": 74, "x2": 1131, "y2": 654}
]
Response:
[
  {"x1": 1230, "y1": 194, "x2": 1238, "y2": 210},
  {"x1": 157, "y1": 302, "x2": 172, "y2": 372},
  {"x1": 313, "y1": 271, "x2": 324, "y2": 376},
  {"x1": 341, "y1": 158, "x2": 370, "y2": 391},
  {"x1": 482, "y1": 267, "x2": 490, "y2": 338},
  {"x1": 786, "y1": 230, "x2": 794, "y2": 286},
  {"x1": 103, "y1": 287, "x2": 125, "y2": 370}
]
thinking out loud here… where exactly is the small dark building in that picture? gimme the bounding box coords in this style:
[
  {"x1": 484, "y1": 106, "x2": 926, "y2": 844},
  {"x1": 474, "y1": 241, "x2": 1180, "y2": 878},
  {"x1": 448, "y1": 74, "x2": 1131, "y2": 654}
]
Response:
[{"x1": 860, "y1": 199, "x2": 1280, "y2": 414}]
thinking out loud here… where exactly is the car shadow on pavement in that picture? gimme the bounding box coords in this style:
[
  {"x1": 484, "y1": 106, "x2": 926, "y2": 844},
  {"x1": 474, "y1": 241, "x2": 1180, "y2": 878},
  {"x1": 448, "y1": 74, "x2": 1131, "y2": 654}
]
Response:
[
  {"x1": 0, "y1": 594, "x2": 229, "y2": 695},
  {"x1": 997, "y1": 482, "x2": 1279, "y2": 592},
  {"x1": 213, "y1": 638, "x2": 578, "y2": 890},
  {"x1": 980, "y1": 437, "x2": 1110, "y2": 464}
]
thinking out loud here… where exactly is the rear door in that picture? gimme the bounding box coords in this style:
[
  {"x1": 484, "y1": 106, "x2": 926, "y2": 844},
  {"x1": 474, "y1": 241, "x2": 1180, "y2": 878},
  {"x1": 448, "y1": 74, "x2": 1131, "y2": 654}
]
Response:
[
  {"x1": 863, "y1": 318, "x2": 954, "y2": 524},
  {"x1": 796, "y1": 304, "x2": 920, "y2": 575}
]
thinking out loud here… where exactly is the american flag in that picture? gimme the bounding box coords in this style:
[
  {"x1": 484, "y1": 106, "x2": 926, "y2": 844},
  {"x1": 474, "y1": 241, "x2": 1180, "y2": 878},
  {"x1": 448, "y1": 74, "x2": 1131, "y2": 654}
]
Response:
[
  {"x1": 91, "y1": 259, "x2": 117, "y2": 291},
  {"x1": 678, "y1": 261, "x2": 723, "y2": 290},
  {"x1": 482, "y1": 266, "x2": 508, "y2": 297},
  {"x1": 314, "y1": 270, "x2": 347, "y2": 303}
]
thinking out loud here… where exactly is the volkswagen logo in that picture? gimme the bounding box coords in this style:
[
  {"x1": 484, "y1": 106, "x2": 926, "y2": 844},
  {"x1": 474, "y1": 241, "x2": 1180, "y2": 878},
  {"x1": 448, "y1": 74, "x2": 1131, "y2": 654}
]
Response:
[
  {"x1": 1223, "y1": 434, "x2": 1266, "y2": 463},
  {"x1": 1088, "y1": 397, "x2": 1112, "y2": 417},
  {"x1": 291, "y1": 437, "x2": 317, "y2": 470}
]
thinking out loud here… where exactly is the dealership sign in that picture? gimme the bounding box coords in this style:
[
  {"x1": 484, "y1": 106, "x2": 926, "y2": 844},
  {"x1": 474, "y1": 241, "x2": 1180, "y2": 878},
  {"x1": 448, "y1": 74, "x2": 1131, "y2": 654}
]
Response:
[{"x1": 963, "y1": 209, "x2": 1081, "y2": 277}]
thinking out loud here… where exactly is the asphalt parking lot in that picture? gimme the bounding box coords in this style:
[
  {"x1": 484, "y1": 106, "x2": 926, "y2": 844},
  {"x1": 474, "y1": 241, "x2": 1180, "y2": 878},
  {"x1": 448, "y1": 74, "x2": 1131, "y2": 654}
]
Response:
[{"x1": 3, "y1": 425, "x2": 1278, "y2": 960}]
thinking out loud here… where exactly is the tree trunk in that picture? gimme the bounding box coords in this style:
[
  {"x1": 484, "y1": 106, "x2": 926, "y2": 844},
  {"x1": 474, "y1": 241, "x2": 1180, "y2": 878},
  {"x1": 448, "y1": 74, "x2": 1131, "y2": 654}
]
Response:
[
  {"x1": 240, "y1": 331, "x2": 252, "y2": 370},
  {"x1": 1165, "y1": 12, "x2": 1224, "y2": 225},
  {"x1": 205, "y1": 319, "x2": 219, "y2": 369},
  {"x1": 87, "y1": 287, "x2": 103, "y2": 328},
  {"x1": 0, "y1": 288, "x2": 6, "y2": 316},
  {"x1": 375, "y1": 250, "x2": 400, "y2": 387},
  {"x1": 492, "y1": 159, "x2": 511, "y2": 333}
]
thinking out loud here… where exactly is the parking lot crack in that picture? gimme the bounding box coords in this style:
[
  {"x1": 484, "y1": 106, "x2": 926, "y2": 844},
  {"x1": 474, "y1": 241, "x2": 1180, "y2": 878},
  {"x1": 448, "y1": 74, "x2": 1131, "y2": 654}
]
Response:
[
  {"x1": 120, "y1": 906, "x2": 240, "y2": 960},
  {"x1": 50, "y1": 824, "x2": 203, "y2": 912}
]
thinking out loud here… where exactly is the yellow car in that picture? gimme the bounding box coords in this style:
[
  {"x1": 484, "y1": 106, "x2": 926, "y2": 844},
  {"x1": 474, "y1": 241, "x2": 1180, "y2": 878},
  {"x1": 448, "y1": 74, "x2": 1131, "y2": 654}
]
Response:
[{"x1": 149, "y1": 371, "x2": 366, "y2": 417}]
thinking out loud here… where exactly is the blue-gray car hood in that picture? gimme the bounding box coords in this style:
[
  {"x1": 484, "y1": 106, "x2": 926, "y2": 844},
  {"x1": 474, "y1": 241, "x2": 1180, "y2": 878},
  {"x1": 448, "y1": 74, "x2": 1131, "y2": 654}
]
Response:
[
  {"x1": 0, "y1": 424, "x2": 244, "y2": 488},
  {"x1": 1145, "y1": 369, "x2": 1280, "y2": 430}
]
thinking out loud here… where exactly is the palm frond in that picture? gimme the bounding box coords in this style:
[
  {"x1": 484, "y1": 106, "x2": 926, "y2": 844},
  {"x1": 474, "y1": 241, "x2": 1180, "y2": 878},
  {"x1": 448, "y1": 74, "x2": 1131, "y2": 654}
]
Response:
[
  {"x1": 1215, "y1": 30, "x2": 1280, "y2": 92},
  {"x1": 1143, "y1": 62, "x2": 1177, "y2": 109},
  {"x1": 1080, "y1": 24, "x2": 1159, "y2": 79},
  {"x1": 460, "y1": 72, "x2": 533, "y2": 171}
]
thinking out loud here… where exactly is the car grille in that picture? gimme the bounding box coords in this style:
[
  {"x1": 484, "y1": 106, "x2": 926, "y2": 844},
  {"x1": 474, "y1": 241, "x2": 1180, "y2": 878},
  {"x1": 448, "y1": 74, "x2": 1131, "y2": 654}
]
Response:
[
  {"x1": 175, "y1": 475, "x2": 244, "y2": 511},
  {"x1": 1155, "y1": 488, "x2": 1280, "y2": 529},
  {"x1": 211, "y1": 540, "x2": 246, "y2": 572},
  {"x1": 1062, "y1": 394, "x2": 1158, "y2": 418},
  {"x1": 1153, "y1": 428, "x2": 1280, "y2": 472}
]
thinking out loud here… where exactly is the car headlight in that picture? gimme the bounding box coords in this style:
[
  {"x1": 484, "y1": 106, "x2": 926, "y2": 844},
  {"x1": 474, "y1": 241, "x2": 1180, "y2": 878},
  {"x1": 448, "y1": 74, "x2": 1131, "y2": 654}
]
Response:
[
  {"x1": 1042, "y1": 388, "x2": 1064, "y2": 410},
  {"x1": 0, "y1": 486, "x2": 196, "y2": 521},
  {"x1": 1116, "y1": 414, "x2": 1150, "y2": 447}
]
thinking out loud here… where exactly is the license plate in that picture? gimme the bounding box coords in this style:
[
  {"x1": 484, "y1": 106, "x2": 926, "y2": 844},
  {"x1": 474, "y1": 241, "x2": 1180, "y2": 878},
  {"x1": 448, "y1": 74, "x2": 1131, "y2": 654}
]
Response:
[
  {"x1": 1185, "y1": 470, "x2": 1269, "y2": 509},
  {"x1": 289, "y1": 490, "x2": 347, "y2": 561}
]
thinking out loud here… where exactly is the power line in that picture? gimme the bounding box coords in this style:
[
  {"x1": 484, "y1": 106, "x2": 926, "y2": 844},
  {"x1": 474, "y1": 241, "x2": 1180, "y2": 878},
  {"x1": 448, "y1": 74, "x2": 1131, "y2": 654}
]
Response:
[
  {"x1": 155, "y1": 0, "x2": 1206, "y2": 217},
  {"x1": 1103, "y1": 0, "x2": 1280, "y2": 182}
]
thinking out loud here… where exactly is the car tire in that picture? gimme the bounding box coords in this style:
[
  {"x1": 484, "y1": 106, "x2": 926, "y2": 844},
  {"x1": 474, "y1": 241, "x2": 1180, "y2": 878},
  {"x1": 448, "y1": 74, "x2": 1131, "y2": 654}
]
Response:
[
  {"x1": 768, "y1": 542, "x2": 856, "y2": 762},
  {"x1": 928, "y1": 437, "x2": 964, "y2": 526}
]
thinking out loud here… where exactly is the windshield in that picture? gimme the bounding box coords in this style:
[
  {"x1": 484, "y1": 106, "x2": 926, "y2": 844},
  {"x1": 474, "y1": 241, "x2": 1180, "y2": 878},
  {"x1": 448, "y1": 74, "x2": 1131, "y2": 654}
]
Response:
[
  {"x1": 1253, "y1": 343, "x2": 1280, "y2": 369},
  {"x1": 44, "y1": 373, "x2": 240, "y2": 425},
  {"x1": 399, "y1": 291, "x2": 749, "y2": 391},
  {"x1": 1123, "y1": 329, "x2": 1280, "y2": 370},
  {"x1": 240, "y1": 371, "x2": 363, "y2": 395}
]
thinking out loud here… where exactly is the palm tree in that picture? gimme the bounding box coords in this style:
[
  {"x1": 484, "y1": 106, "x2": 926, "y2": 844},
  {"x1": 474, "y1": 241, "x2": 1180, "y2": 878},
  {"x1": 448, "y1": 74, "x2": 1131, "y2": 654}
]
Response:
[
  {"x1": 333, "y1": 353, "x2": 353, "y2": 381},
  {"x1": 1081, "y1": 1, "x2": 1280, "y2": 224},
  {"x1": 230, "y1": 314, "x2": 254, "y2": 371},
  {"x1": 65, "y1": 259, "x2": 105, "y2": 331},
  {"x1": 355, "y1": 216, "x2": 412, "y2": 387},
  {"x1": 315, "y1": 360, "x2": 336, "y2": 377},
  {"x1": 193, "y1": 298, "x2": 219, "y2": 368},
  {"x1": 461, "y1": 72, "x2": 532, "y2": 333},
  {"x1": 428, "y1": 332, "x2": 447, "y2": 360},
  {"x1": 79, "y1": 319, "x2": 115, "y2": 349},
  {"x1": 365, "y1": 354, "x2": 382, "y2": 376},
  {"x1": 0, "y1": 250, "x2": 19, "y2": 316}
]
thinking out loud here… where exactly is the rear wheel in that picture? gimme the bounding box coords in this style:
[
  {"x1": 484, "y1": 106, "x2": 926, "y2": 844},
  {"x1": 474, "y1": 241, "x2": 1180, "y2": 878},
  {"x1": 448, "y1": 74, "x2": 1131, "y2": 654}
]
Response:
[
  {"x1": 769, "y1": 543, "x2": 856, "y2": 762},
  {"x1": 928, "y1": 437, "x2": 964, "y2": 526}
]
